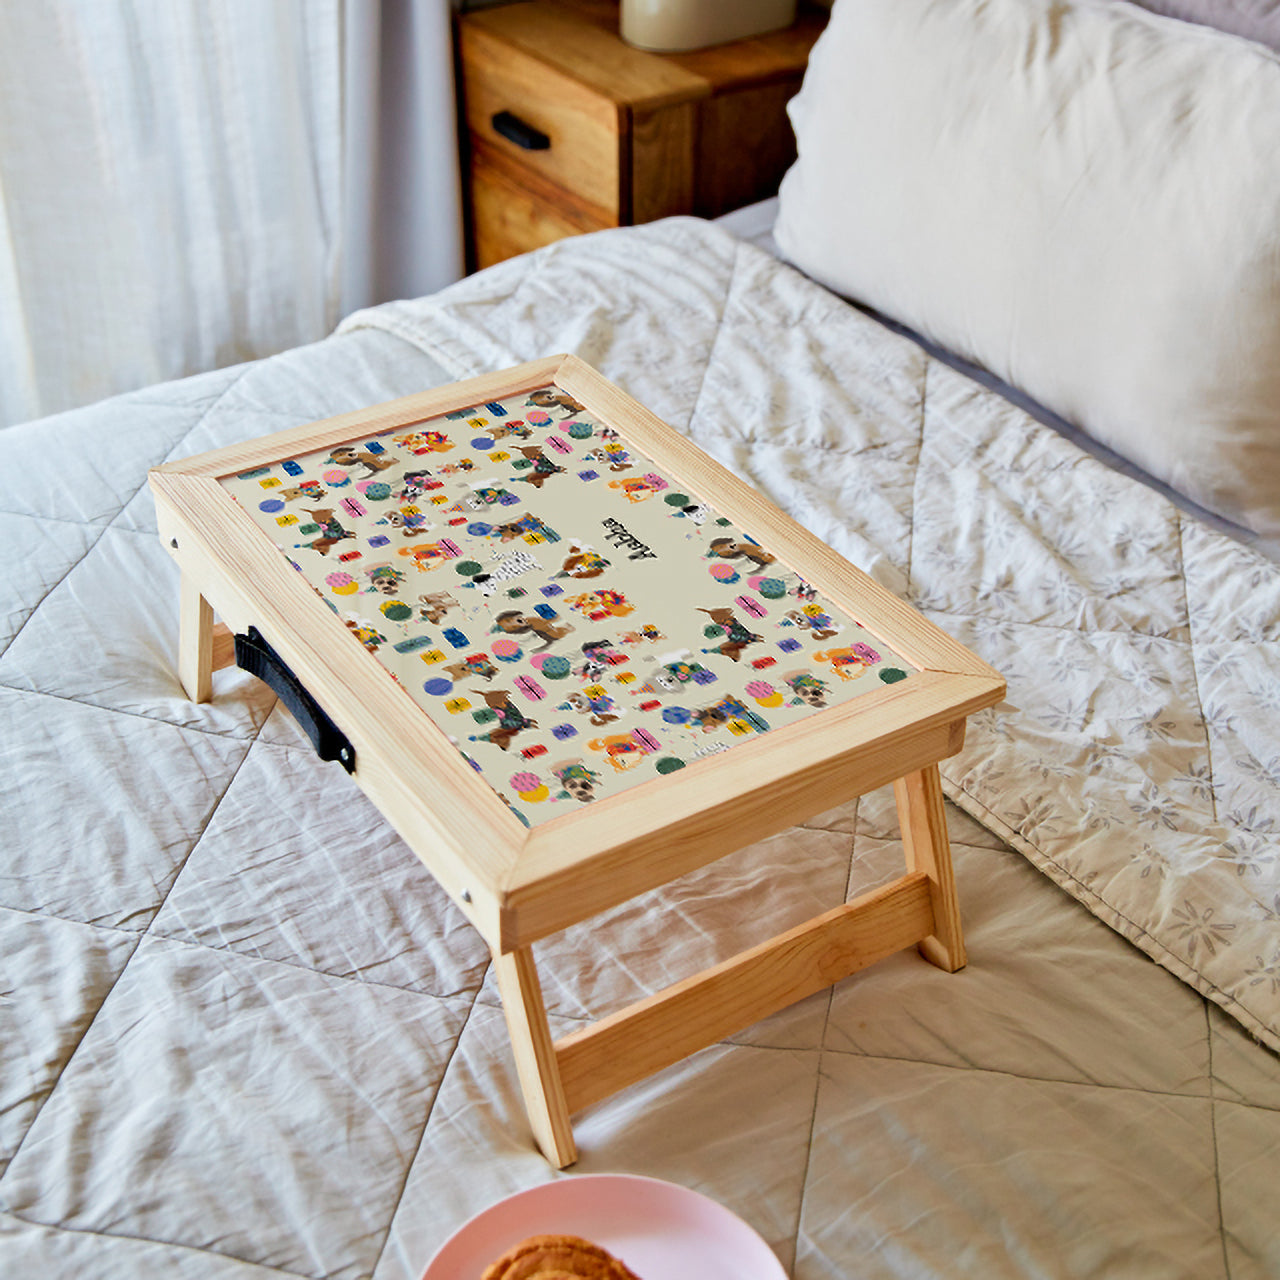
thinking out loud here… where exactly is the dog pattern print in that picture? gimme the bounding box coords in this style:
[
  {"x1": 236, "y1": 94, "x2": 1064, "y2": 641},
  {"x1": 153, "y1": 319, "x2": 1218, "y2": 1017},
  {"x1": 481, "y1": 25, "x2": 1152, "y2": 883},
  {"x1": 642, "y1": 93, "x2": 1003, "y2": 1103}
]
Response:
[{"x1": 220, "y1": 387, "x2": 915, "y2": 824}]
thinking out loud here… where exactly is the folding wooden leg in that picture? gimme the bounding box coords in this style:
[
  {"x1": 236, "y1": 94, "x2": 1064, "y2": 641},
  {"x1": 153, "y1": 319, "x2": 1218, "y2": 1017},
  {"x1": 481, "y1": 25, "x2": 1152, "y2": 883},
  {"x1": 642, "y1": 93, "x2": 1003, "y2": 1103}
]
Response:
[
  {"x1": 554, "y1": 872, "x2": 934, "y2": 1117},
  {"x1": 893, "y1": 763, "x2": 966, "y2": 972},
  {"x1": 178, "y1": 575, "x2": 215, "y2": 703},
  {"x1": 491, "y1": 767, "x2": 965, "y2": 1165},
  {"x1": 492, "y1": 945, "x2": 577, "y2": 1168}
]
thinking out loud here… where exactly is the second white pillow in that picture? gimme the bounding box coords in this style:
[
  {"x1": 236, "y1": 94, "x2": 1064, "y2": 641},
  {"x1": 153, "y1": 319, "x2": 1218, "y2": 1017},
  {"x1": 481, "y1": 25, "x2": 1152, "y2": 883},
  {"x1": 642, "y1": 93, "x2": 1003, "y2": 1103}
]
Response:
[{"x1": 775, "y1": 0, "x2": 1280, "y2": 537}]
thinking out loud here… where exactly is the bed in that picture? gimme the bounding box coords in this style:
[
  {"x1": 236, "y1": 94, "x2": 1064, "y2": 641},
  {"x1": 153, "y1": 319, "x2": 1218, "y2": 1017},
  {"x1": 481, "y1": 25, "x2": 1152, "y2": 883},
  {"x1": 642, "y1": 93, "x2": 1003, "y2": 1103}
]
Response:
[{"x1": 4, "y1": 0, "x2": 1280, "y2": 1276}]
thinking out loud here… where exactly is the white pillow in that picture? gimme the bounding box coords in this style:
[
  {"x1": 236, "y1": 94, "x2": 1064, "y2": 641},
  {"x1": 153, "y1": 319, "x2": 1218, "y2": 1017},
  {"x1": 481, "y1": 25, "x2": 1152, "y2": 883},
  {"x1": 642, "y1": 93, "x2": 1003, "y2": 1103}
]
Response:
[{"x1": 775, "y1": 0, "x2": 1280, "y2": 537}]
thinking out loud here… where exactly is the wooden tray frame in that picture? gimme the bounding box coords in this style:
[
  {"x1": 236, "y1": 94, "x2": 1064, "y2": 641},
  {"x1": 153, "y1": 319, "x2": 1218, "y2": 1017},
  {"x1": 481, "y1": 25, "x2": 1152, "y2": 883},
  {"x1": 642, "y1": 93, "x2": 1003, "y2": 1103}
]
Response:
[{"x1": 150, "y1": 354, "x2": 1004, "y2": 1166}]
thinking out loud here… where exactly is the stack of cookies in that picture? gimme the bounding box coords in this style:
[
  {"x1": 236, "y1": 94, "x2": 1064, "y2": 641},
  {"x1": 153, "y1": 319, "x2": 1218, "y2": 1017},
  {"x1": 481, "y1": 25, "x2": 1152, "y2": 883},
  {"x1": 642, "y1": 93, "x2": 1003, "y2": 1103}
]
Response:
[{"x1": 480, "y1": 1233, "x2": 641, "y2": 1279}]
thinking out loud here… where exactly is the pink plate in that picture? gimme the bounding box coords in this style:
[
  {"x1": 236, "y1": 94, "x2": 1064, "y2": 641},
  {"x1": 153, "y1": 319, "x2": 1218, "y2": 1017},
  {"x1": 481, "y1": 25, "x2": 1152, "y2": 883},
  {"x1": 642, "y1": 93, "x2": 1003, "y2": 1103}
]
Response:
[{"x1": 422, "y1": 1173, "x2": 787, "y2": 1280}]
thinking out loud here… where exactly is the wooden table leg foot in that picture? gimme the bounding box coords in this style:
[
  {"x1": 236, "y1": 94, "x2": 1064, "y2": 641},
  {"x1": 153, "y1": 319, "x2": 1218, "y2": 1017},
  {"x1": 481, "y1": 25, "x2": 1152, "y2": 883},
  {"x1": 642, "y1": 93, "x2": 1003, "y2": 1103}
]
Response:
[
  {"x1": 493, "y1": 945, "x2": 577, "y2": 1168},
  {"x1": 893, "y1": 763, "x2": 966, "y2": 972},
  {"x1": 178, "y1": 575, "x2": 215, "y2": 704}
]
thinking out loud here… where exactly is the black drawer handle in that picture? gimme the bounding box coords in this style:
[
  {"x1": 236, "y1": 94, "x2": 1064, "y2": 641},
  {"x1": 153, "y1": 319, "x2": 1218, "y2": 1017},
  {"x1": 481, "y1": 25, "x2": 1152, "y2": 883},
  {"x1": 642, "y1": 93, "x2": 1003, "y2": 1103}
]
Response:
[
  {"x1": 491, "y1": 110, "x2": 550, "y2": 151},
  {"x1": 235, "y1": 627, "x2": 355, "y2": 773}
]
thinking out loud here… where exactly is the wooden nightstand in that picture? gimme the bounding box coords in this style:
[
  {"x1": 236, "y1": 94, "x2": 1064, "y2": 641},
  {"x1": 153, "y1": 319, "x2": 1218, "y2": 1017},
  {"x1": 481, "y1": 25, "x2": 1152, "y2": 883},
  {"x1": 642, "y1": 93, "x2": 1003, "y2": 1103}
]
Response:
[{"x1": 455, "y1": 0, "x2": 828, "y2": 270}]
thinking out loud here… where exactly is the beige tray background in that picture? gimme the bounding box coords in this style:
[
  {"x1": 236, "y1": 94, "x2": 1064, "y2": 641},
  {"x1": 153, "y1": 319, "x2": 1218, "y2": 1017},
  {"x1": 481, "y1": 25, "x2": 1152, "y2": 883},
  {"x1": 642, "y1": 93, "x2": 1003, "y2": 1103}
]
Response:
[
  {"x1": 151, "y1": 354, "x2": 1003, "y2": 948},
  {"x1": 216, "y1": 367, "x2": 917, "y2": 825}
]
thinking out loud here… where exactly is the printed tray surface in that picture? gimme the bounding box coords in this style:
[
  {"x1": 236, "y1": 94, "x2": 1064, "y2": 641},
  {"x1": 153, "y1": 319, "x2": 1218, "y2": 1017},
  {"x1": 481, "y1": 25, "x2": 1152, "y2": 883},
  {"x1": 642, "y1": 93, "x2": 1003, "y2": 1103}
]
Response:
[{"x1": 220, "y1": 385, "x2": 914, "y2": 824}]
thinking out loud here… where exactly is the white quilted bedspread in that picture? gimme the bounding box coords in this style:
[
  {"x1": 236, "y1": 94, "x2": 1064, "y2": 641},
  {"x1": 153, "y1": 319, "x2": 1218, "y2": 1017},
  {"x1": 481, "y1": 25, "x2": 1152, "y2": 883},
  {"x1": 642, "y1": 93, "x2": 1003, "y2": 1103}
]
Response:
[
  {"x1": 339, "y1": 219, "x2": 1280, "y2": 1054},
  {"x1": 3, "y1": 218, "x2": 1278, "y2": 1278}
]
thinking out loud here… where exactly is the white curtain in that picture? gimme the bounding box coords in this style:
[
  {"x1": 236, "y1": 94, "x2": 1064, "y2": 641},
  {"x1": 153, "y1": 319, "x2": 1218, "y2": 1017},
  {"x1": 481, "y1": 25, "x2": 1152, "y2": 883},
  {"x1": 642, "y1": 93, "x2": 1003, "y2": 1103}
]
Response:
[{"x1": 0, "y1": 0, "x2": 463, "y2": 429}]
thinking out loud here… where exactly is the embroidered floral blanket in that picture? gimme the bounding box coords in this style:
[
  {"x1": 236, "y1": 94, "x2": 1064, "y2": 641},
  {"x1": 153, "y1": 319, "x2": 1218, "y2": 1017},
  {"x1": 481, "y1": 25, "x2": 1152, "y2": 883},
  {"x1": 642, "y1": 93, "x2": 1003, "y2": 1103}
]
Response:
[{"x1": 338, "y1": 218, "x2": 1280, "y2": 1052}]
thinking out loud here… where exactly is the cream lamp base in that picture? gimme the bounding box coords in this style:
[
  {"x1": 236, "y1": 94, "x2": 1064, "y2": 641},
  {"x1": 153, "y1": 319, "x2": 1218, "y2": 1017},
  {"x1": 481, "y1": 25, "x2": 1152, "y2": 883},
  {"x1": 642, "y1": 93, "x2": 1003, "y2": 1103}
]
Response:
[{"x1": 619, "y1": 0, "x2": 798, "y2": 52}]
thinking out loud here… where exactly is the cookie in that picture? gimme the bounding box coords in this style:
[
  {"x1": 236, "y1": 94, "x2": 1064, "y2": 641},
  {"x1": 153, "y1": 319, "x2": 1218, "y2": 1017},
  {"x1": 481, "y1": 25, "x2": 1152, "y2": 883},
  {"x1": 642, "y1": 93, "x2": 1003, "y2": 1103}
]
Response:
[{"x1": 480, "y1": 1233, "x2": 640, "y2": 1280}]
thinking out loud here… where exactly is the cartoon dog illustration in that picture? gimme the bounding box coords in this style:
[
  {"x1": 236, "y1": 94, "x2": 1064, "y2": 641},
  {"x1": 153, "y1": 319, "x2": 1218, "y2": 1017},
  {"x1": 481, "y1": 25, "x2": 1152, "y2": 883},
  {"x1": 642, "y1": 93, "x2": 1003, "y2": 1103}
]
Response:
[
  {"x1": 397, "y1": 540, "x2": 457, "y2": 571},
  {"x1": 608, "y1": 475, "x2": 666, "y2": 502},
  {"x1": 279, "y1": 482, "x2": 325, "y2": 503},
  {"x1": 587, "y1": 731, "x2": 657, "y2": 772},
  {"x1": 555, "y1": 542, "x2": 610, "y2": 580},
  {"x1": 670, "y1": 501, "x2": 709, "y2": 525},
  {"x1": 690, "y1": 694, "x2": 768, "y2": 734},
  {"x1": 363, "y1": 563, "x2": 406, "y2": 596},
  {"x1": 707, "y1": 537, "x2": 776, "y2": 574},
  {"x1": 490, "y1": 512, "x2": 560, "y2": 544},
  {"x1": 617, "y1": 623, "x2": 665, "y2": 645},
  {"x1": 379, "y1": 508, "x2": 430, "y2": 536},
  {"x1": 492, "y1": 610, "x2": 575, "y2": 651},
  {"x1": 552, "y1": 760, "x2": 601, "y2": 802},
  {"x1": 698, "y1": 607, "x2": 763, "y2": 662},
  {"x1": 812, "y1": 642, "x2": 881, "y2": 680},
  {"x1": 344, "y1": 618, "x2": 386, "y2": 652},
  {"x1": 582, "y1": 442, "x2": 633, "y2": 472},
  {"x1": 784, "y1": 607, "x2": 838, "y2": 641},
  {"x1": 512, "y1": 446, "x2": 565, "y2": 489},
  {"x1": 396, "y1": 470, "x2": 442, "y2": 502},
  {"x1": 562, "y1": 689, "x2": 621, "y2": 727},
  {"x1": 783, "y1": 670, "x2": 830, "y2": 707},
  {"x1": 469, "y1": 690, "x2": 536, "y2": 751},
  {"x1": 443, "y1": 653, "x2": 498, "y2": 683},
  {"x1": 574, "y1": 638, "x2": 617, "y2": 683},
  {"x1": 416, "y1": 591, "x2": 458, "y2": 624},
  {"x1": 566, "y1": 589, "x2": 635, "y2": 620},
  {"x1": 326, "y1": 445, "x2": 398, "y2": 478},
  {"x1": 527, "y1": 389, "x2": 585, "y2": 418},
  {"x1": 392, "y1": 430, "x2": 454, "y2": 455},
  {"x1": 299, "y1": 509, "x2": 356, "y2": 556},
  {"x1": 455, "y1": 485, "x2": 511, "y2": 510},
  {"x1": 636, "y1": 656, "x2": 711, "y2": 695},
  {"x1": 487, "y1": 420, "x2": 532, "y2": 441}
]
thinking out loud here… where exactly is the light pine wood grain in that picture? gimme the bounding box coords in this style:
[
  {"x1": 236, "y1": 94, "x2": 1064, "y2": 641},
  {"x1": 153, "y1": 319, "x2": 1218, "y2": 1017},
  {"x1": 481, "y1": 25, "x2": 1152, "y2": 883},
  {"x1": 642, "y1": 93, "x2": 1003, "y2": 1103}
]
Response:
[
  {"x1": 153, "y1": 353, "x2": 1001, "y2": 1163},
  {"x1": 178, "y1": 576, "x2": 214, "y2": 703},
  {"x1": 507, "y1": 705, "x2": 974, "y2": 948},
  {"x1": 151, "y1": 358, "x2": 567, "y2": 481},
  {"x1": 152, "y1": 475, "x2": 522, "y2": 945},
  {"x1": 895, "y1": 764, "x2": 967, "y2": 971},
  {"x1": 494, "y1": 945, "x2": 578, "y2": 1167},
  {"x1": 211, "y1": 622, "x2": 236, "y2": 672},
  {"x1": 554, "y1": 872, "x2": 935, "y2": 1113},
  {"x1": 153, "y1": 354, "x2": 1003, "y2": 952}
]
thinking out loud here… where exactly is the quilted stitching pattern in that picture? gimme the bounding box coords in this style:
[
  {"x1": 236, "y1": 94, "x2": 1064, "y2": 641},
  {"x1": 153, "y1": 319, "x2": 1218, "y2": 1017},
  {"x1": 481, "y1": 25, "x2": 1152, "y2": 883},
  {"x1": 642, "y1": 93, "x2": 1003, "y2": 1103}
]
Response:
[
  {"x1": 343, "y1": 219, "x2": 1280, "y2": 1054},
  {"x1": 1, "y1": 224, "x2": 1277, "y2": 1277}
]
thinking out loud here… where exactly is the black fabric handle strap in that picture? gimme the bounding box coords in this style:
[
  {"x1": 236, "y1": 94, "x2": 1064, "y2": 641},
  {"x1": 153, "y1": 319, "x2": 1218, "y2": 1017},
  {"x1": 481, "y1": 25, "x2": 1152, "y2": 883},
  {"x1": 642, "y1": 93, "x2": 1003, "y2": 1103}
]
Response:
[{"x1": 234, "y1": 627, "x2": 355, "y2": 773}]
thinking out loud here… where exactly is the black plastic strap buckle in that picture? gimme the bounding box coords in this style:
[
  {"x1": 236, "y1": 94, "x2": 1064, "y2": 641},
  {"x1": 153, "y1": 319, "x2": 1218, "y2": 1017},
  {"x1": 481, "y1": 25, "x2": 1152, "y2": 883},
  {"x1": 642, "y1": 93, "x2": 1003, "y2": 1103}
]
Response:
[{"x1": 234, "y1": 627, "x2": 355, "y2": 773}]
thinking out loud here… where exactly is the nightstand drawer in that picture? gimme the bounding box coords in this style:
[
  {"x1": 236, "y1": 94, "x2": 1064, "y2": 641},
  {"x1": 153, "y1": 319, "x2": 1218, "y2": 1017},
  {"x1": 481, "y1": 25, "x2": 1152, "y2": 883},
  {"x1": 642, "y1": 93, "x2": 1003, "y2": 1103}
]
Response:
[
  {"x1": 454, "y1": 0, "x2": 827, "y2": 270},
  {"x1": 459, "y1": 23, "x2": 621, "y2": 220},
  {"x1": 470, "y1": 151, "x2": 611, "y2": 270}
]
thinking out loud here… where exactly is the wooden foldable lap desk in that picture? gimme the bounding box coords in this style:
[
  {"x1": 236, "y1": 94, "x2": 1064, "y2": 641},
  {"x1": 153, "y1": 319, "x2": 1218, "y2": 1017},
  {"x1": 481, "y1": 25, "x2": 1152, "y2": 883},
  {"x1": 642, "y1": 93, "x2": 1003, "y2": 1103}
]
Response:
[{"x1": 150, "y1": 355, "x2": 1004, "y2": 1167}]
